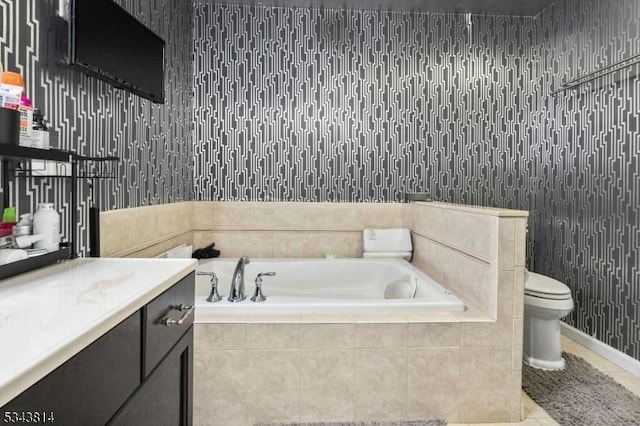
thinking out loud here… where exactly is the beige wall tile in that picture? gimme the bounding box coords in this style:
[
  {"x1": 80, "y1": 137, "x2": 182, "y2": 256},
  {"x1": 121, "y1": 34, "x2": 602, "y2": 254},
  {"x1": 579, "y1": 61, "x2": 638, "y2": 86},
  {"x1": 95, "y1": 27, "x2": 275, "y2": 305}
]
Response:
[
  {"x1": 304, "y1": 232, "x2": 362, "y2": 258},
  {"x1": 245, "y1": 350, "x2": 300, "y2": 425},
  {"x1": 193, "y1": 202, "x2": 215, "y2": 229},
  {"x1": 514, "y1": 266, "x2": 525, "y2": 319},
  {"x1": 498, "y1": 218, "x2": 516, "y2": 270},
  {"x1": 515, "y1": 217, "x2": 528, "y2": 266},
  {"x1": 192, "y1": 231, "x2": 216, "y2": 252},
  {"x1": 242, "y1": 202, "x2": 288, "y2": 230},
  {"x1": 193, "y1": 231, "x2": 273, "y2": 258},
  {"x1": 461, "y1": 318, "x2": 514, "y2": 347},
  {"x1": 459, "y1": 347, "x2": 512, "y2": 423},
  {"x1": 210, "y1": 202, "x2": 248, "y2": 229},
  {"x1": 412, "y1": 234, "x2": 496, "y2": 318},
  {"x1": 354, "y1": 348, "x2": 408, "y2": 422},
  {"x1": 355, "y1": 323, "x2": 408, "y2": 348},
  {"x1": 511, "y1": 370, "x2": 523, "y2": 422},
  {"x1": 194, "y1": 350, "x2": 246, "y2": 426},
  {"x1": 272, "y1": 231, "x2": 309, "y2": 258},
  {"x1": 127, "y1": 233, "x2": 194, "y2": 258},
  {"x1": 413, "y1": 205, "x2": 496, "y2": 262},
  {"x1": 246, "y1": 323, "x2": 300, "y2": 349},
  {"x1": 408, "y1": 322, "x2": 461, "y2": 347},
  {"x1": 134, "y1": 206, "x2": 161, "y2": 245},
  {"x1": 300, "y1": 349, "x2": 355, "y2": 423},
  {"x1": 156, "y1": 202, "x2": 191, "y2": 237},
  {"x1": 194, "y1": 323, "x2": 246, "y2": 350},
  {"x1": 407, "y1": 348, "x2": 460, "y2": 422},
  {"x1": 100, "y1": 210, "x2": 137, "y2": 256},
  {"x1": 199, "y1": 202, "x2": 403, "y2": 232},
  {"x1": 411, "y1": 234, "x2": 445, "y2": 284},
  {"x1": 300, "y1": 323, "x2": 356, "y2": 349},
  {"x1": 513, "y1": 319, "x2": 524, "y2": 371},
  {"x1": 497, "y1": 270, "x2": 515, "y2": 320}
]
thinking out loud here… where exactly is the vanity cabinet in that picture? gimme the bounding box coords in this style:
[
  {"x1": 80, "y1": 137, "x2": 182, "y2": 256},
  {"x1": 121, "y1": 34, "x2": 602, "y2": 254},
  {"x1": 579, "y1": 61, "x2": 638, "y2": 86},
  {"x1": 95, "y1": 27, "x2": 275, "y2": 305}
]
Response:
[{"x1": 1, "y1": 272, "x2": 194, "y2": 426}]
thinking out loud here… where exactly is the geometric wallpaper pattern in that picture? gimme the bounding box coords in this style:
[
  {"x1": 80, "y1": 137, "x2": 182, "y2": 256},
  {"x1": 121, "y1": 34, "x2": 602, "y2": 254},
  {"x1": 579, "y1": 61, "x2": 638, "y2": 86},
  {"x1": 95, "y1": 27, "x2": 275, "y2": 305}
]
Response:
[
  {"x1": 193, "y1": 2, "x2": 640, "y2": 360},
  {"x1": 193, "y1": 5, "x2": 538, "y2": 206},
  {"x1": 0, "y1": 0, "x2": 194, "y2": 255},
  {"x1": 534, "y1": 0, "x2": 640, "y2": 360}
]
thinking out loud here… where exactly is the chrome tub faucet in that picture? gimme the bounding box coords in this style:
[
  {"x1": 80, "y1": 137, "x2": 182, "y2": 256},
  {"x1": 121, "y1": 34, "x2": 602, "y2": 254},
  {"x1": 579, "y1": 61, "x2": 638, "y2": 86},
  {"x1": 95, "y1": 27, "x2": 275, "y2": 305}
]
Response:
[{"x1": 228, "y1": 256, "x2": 250, "y2": 302}]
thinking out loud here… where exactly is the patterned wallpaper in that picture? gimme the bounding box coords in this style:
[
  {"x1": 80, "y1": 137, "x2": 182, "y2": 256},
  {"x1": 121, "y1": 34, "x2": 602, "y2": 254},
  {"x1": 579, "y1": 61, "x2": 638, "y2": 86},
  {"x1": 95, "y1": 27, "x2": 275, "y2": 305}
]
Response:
[
  {"x1": 534, "y1": 0, "x2": 640, "y2": 360},
  {"x1": 0, "y1": 0, "x2": 194, "y2": 255},
  {"x1": 193, "y1": 2, "x2": 640, "y2": 360},
  {"x1": 193, "y1": 5, "x2": 538, "y2": 206}
]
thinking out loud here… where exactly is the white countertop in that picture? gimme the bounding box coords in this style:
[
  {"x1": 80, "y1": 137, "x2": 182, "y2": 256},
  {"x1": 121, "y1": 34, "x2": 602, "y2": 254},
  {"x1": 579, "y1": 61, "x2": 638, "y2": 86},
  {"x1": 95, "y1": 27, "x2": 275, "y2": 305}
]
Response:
[{"x1": 0, "y1": 257, "x2": 197, "y2": 407}]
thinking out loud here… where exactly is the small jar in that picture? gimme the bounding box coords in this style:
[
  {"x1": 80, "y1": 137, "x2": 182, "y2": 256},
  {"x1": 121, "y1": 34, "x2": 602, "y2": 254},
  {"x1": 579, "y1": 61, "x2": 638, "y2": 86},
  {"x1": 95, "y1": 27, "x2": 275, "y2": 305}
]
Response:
[{"x1": 33, "y1": 203, "x2": 60, "y2": 251}]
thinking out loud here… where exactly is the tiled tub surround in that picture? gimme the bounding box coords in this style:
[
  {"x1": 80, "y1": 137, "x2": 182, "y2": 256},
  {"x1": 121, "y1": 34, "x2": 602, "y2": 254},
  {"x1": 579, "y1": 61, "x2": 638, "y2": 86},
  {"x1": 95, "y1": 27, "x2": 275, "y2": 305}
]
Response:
[
  {"x1": 99, "y1": 201, "x2": 526, "y2": 423},
  {"x1": 100, "y1": 202, "x2": 194, "y2": 258},
  {"x1": 192, "y1": 201, "x2": 406, "y2": 258},
  {"x1": 188, "y1": 201, "x2": 527, "y2": 425},
  {"x1": 100, "y1": 201, "x2": 404, "y2": 258}
]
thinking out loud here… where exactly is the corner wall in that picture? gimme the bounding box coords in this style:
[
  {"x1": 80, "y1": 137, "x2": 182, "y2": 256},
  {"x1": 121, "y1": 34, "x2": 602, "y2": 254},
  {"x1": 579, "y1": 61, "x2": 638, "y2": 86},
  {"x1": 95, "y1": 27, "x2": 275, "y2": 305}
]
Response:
[
  {"x1": 0, "y1": 0, "x2": 194, "y2": 255},
  {"x1": 533, "y1": 0, "x2": 640, "y2": 361}
]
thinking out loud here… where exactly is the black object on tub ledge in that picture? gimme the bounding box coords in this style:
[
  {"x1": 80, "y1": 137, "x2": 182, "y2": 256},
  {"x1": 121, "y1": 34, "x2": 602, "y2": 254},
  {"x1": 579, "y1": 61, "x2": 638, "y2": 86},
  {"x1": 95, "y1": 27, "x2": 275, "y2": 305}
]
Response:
[
  {"x1": 0, "y1": 108, "x2": 20, "y2": 146},
  {"x1": 0, "y1": 243, "x2": 71, "y2": 281}
]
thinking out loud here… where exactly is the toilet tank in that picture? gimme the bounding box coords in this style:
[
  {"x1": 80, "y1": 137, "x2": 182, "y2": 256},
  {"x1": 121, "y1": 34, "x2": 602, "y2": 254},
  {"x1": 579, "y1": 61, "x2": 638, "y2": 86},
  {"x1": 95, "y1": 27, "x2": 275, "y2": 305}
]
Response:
[{"x1": 362, "y1": 228, "x2": 412, "y2": 260}]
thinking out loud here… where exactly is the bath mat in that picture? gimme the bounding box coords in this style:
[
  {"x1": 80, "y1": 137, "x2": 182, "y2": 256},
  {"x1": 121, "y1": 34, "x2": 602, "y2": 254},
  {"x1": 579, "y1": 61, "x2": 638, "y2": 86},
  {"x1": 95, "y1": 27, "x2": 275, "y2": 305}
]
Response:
[
  {"x1": 522, "y1": 352, "x2": 640, "y2": 426},
  {"x1": 257, "y1": 421, "x2": 445, "y2": 426}
]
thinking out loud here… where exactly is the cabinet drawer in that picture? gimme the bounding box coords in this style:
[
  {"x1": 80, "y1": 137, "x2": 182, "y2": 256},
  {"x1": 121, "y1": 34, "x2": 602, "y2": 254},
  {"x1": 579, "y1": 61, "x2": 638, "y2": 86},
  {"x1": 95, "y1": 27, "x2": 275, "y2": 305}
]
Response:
[
  {"x1": 144, "y1": 272, "x2": 195, "y2": 377},
  {"x1": 2, "y1": 312, "x2": 141, "y2": 426}
]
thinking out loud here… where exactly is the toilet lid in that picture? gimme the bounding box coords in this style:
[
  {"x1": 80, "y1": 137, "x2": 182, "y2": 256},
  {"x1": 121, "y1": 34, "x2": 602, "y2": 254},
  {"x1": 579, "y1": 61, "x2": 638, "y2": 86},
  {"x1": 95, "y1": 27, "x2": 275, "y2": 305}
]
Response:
[{"x1": 525, "y1": 271, "x2": 572, "y2": 298}]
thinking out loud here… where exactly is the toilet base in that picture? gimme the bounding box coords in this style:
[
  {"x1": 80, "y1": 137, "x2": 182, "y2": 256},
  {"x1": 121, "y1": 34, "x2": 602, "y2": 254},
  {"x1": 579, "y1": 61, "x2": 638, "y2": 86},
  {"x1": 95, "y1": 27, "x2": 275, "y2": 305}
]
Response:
[
  {"x1": 523, "y1": 304, "x2": 572, "y2": 371},
  {"x1": 523, "y1": 354, "x2": 566, "y2": 370}
]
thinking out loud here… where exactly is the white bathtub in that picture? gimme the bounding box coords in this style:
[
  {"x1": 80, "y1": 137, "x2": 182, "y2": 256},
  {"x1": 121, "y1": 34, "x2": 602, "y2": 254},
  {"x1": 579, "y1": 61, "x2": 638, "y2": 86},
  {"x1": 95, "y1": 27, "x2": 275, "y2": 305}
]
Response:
[{"x1": 194, "y1": 258, "x2": 464, "y2": 317}]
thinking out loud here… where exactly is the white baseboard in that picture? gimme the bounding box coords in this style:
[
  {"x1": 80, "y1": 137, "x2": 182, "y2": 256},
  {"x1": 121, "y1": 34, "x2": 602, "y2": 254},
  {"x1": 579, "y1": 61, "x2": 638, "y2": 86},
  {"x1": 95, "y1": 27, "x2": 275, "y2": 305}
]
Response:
[{"x1": 560, "y1": 322, "x2": 640, "y2": 377}]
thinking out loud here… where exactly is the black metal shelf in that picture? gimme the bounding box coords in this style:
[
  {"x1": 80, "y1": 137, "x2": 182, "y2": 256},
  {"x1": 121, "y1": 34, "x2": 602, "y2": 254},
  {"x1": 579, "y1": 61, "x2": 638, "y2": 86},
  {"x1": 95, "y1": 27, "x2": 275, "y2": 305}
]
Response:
[
  {"x1": 1, "y1": 144, "x2": 119, "y2": 272},
  {"x1": 0, "y1": 243, "x2": 71, "y2": 281},
  {"x1": 0, "y1": 145, "x2": 72, "y2": 162}
]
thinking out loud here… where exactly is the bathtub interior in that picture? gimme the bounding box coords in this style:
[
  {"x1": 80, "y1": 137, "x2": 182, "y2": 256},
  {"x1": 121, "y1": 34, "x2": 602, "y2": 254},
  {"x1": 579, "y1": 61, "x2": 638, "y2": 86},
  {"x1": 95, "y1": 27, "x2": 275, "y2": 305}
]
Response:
[{"x1": 195, "y1": 258, "x2": 465, "y2": 311}]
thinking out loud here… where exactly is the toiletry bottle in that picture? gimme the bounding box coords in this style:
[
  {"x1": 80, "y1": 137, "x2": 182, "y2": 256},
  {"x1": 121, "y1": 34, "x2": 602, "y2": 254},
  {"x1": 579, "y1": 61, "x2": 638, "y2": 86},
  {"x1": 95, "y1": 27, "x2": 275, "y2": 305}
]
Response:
[
  {"x1": 31, "y1": 108, "x2": 50, "y2": 149},
  {"x1": 33, "y1": 203, "x2": 60, "y2": 251},
  {"x1": 0, "y1": 207, "x2": 17, "y2": 237}
]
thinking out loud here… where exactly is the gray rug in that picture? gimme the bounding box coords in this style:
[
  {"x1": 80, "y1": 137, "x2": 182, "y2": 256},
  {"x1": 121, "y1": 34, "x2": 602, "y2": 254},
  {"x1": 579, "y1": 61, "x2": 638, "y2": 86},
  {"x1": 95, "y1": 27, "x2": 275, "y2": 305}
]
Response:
[
  {"x1": 257, "y1": 421, "x2": 445, "y2": 426},
  {"x1": 523, "y1": 352, "x2": 640, "y2": 426}
]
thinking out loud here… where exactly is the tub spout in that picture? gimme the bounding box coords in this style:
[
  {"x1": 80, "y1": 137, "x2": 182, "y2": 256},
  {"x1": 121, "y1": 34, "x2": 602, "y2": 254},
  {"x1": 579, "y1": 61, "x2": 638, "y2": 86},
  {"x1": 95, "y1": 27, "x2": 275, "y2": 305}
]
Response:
[{"x1": 229, "y1": 256, "x2": 250, "y2": 302}]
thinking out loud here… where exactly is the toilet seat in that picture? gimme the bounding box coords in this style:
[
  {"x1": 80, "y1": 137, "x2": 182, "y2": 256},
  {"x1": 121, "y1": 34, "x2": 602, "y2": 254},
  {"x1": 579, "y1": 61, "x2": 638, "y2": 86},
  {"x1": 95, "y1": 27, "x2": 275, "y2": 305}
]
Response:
[
  {"x1": 525, "y1": 292, "x2": 574, "y2": 311},
  {"x1": 524, "y1": 288, "x2": 572, "y2": 300},
  {"x1": 525, "y1": 271, "x2": 572, "y2": 298}
]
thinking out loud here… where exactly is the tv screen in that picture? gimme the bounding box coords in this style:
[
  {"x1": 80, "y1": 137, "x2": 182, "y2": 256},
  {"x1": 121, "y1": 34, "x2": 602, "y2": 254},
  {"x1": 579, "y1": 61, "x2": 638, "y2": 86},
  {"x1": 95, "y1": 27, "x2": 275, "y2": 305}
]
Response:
[{"x1": 69, "y1": 0, "x2": 165, "y2": 103}]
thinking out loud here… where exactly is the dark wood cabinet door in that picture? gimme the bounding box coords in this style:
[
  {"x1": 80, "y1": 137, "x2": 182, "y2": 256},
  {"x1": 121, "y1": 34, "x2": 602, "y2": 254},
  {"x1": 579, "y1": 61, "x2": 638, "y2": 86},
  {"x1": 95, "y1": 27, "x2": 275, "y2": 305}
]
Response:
[
  {"x1": 109, "y1": 327, "x2": 193, "y2": 426},
  {"x1": 1, "y1": 312, "x2": 141, "y2": 426},
  {"x1": 144, "y1": 273, "x2": 195, "y2": 377}
]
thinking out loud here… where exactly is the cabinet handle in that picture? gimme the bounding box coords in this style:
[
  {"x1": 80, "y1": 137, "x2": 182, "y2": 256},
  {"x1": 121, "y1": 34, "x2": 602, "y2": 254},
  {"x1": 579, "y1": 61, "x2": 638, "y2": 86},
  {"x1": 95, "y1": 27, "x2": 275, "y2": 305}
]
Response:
[{"x1": 161, "y1": 304, "x2": 194, "y2": 326}]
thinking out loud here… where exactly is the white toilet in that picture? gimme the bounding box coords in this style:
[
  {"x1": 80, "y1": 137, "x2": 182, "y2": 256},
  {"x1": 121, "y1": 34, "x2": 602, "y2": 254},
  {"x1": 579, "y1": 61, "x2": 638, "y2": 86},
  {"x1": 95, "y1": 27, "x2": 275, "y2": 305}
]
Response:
[{"x1": 523, "y1": 270, "x2": 574, "y2": 370}]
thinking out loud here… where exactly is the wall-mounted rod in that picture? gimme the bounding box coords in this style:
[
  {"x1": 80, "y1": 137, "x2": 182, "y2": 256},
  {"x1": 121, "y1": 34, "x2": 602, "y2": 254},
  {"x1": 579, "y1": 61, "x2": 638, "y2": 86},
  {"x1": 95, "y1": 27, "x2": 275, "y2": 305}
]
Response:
[{"x1": 552, "y1": 52, "x2": 640, "y2": 94}]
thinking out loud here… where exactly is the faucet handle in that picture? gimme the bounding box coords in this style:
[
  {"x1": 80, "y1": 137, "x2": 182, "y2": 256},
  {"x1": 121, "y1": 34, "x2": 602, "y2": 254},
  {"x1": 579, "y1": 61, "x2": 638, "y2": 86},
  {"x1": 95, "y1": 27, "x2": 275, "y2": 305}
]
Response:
[
  {"x1": 251, "y1": 272, "x2": 276, "y2": 302},
  {"x1": 198, "y1": 272, "x2": 222, "y2": 302}
]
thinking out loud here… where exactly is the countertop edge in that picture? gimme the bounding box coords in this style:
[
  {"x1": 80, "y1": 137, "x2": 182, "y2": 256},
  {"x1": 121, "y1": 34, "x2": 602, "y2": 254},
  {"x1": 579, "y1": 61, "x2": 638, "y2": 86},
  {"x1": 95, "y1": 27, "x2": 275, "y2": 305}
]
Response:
[{"x1": 0, "y1": 259, "x2": 197, "y2": 408}]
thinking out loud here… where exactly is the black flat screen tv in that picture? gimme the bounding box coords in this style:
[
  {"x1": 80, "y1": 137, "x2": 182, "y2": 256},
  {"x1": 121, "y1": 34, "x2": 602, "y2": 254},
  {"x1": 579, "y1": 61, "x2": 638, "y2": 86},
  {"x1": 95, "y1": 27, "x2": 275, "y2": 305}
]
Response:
[{"x1": 69, "y1": 0, "x2": 165, "y2": 103}]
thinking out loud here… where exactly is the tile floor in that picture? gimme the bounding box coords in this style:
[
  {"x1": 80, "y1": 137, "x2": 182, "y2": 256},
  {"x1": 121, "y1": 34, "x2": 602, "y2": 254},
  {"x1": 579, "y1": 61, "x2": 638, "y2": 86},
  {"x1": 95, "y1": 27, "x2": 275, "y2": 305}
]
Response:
[{"x1": 449, "y1": 335, "x2": 640, "y2": 426}]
